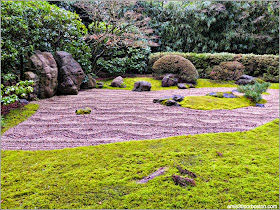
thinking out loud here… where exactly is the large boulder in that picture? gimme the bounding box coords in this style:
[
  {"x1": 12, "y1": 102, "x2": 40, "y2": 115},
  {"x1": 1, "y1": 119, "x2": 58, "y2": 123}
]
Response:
[
  {"x1": 133, "y1": 81, "x2": 151, "y2": 92},
  {"x1": 54, "y1": 51, "x2": 85, "y2": 95},
  {"x1": 24, "y1": 71, "x2": 39, "y2": 100},
  {"x1": 111, "y1": 76, "x2": 124, "y2": 87},
  {"x1": 152, "y1": 55, "x2": 198, "y2": 84},
  {"x1": 81, "y1": 74, "x2": 96, "y2": 89},
  {"x1": 162, "y1": 74, "x2": 178, "y2": 87},
  {"x1": 28, "y1": 51, "x2": 58, "y2": 98}
]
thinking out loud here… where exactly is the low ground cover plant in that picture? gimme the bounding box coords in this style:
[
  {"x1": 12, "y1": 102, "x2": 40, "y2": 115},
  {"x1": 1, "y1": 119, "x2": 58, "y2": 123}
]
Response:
[{"x1": 1, "y1": 119, "x2": 279, "y2": 209}]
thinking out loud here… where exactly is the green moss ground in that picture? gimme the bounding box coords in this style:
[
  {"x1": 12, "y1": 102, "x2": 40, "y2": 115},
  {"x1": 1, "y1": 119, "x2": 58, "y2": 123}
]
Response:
[
  {"x1": 97, "y1": 78, "x2": 239, "y2": 90},
  {"x1": 1, "y1": 119, "x2": 279, "y2": 209},
  {"x1": 1, "y1": 103, "x2": 39, "y2": 135},
  {"x1": 97, "y1": 77, "x2": 279, "y2": 90},
  {"x1": 195, "y1": 79, "x2": 238, "y2": 88},
  {"x1": 269, "y1": 83, "x2": 279, "y2": 89},
  {"x1": 179, "y1": 96, "x2": 266, "y2": 110},
  {"x1": 98, "y1": 77, "x2": 178, "y2": 91}
]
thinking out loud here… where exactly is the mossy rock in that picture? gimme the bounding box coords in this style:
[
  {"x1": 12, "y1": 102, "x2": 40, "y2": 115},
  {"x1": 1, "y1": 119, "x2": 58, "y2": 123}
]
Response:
[
  {"x1": 152, "y1": 55, "x2": 198, "y2": 84},
  {"x1": 75, "y1": 107, "x2": 92, "y2": 115}
]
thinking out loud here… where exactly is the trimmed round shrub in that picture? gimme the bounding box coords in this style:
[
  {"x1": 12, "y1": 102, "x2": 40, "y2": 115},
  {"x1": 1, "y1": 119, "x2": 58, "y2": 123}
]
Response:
[
  {"x1": 209, "y1": 61, "x2": 244, "y2": 81},
  {"x1": 152, "y1": 55, "x2": 199, "y2": 84},
  {"x1": 1, "y1": 1, "x2": 92, "y2": 76}
]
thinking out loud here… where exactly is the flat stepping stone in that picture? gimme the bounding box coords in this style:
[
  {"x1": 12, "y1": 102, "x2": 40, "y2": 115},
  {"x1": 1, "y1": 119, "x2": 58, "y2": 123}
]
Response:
[{"x1": 137, "y1": 167, "x2": 168, "y2": 184}]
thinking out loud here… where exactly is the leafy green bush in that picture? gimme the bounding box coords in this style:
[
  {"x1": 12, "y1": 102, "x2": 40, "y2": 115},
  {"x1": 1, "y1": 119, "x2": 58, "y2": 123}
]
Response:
[
  {"x1": 149, "y1": 52, "x2": 279, "y2": 81},
  {"x1": 1, "y1": 80, "x2": 34, "y2": 105},
  {"x1": 97, "y1": 47, "x2": 151, "y2": 75},
  {"x1": 1, "y1": 73, "x2": 34, "y2": 106},
  {"x1": 1, "y1": 116, "x2": 6, "y2": 127},
  {"x1": 1, "y1": 1, "x2": 92, "y2": 76},
  {"x1": 237, "y1": 82, "x2": 270, "y2": 103}
]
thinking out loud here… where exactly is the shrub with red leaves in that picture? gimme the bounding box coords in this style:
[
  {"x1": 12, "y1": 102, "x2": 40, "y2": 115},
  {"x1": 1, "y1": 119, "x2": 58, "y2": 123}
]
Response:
[{"x1": 1, "y1": 101, "x2": 24, "y2": 116}]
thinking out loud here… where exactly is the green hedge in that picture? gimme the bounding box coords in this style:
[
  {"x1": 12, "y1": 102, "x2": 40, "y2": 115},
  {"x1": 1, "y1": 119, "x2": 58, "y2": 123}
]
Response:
[{"x1": 148, "y1": 52, "x2": 279, "y2": 82}]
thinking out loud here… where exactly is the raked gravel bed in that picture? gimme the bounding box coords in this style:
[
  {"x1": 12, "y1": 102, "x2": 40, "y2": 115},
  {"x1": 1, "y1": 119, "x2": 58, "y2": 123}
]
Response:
[{"x1": 1, "y1": 87, "x2": 279, "y2": 150}]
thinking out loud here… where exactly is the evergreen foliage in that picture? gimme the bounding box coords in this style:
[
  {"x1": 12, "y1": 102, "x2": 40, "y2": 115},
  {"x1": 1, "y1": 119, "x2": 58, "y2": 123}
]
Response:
[
  {"x1": 237, "y1": 82, "x2": 270, "y2": 103},
  {"x1": 1, "y1": 1, "x2": 91, "y2": 76},
  {"x1": 137, "y1": 1, "x2": 279, "y2": 54}
]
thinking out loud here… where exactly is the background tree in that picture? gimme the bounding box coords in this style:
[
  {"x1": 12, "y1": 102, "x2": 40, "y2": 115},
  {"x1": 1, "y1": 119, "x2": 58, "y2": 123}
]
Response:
[
  {"x1": 74, "y1": 1, "x2": 159, "y2": 75},
  {"x1": 137, "y1": 1, "x2": 279, "y2": 54}
]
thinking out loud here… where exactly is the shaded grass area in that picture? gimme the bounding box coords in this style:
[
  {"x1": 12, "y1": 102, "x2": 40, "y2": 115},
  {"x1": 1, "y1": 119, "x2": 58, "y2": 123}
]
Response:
[
  {"x1": 1, "y1": 119, "x2": 279, "y2": 209},
  {"x1": 179, "y1": 96, "x2": 266, "y2": 110},
  {"x1": 1, "y1": 103, "x2": 39, "y2": 135}
]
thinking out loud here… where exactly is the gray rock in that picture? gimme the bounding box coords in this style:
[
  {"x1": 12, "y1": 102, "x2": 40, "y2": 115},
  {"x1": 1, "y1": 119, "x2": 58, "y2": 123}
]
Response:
[
  {"x1": 19, "y1": 99, "x2": 29, "y2": 105},
  {"x1": 133, "y1": 81, "x2": 151, "y2": 92},
  {"x1": 97, "y1": 82, "x2": 104, "y2": 88},
  {"x1": 153, "y1": 99, "x2": 160, "y2": 103},
  {"x1": 177, "y1": 83, "x2": 188, "y2": 89},
  {"x1": 223, "y1": 93, "x2": 237, "y2": 98},
  {"x1": 24, "y1": 71, "x2": 39, "y2": 100},
  {"x1": 172, "y1": 95, "x2": 184, "y2": 102},
  {"x1": 81, "y1": 74, "x2": 96, "y2": 89},
  {"x1": 111, "y1": 76, "x2": 124, "y2": 87},
  {"x1": 236, "y1": 74, "x2": 255, "y2": 85},
  {"x1": 207, "y1": 92, "x2": 236, "y2": 98},
  {"x1": 166, "y1": 99, "x2": 177, "y2": 106},
  {"x1": 29, "y1": 51, "x2": 58, "y2": 98},
  {"x1": 186, "y1": 83, "x2": 195, "y2": 88},
  {"x1": 162, "y1": 74, "x2": 178, "y2": 87},
  {"x1": 54, "y1": 51, "x2": 85, "y2": 95}
]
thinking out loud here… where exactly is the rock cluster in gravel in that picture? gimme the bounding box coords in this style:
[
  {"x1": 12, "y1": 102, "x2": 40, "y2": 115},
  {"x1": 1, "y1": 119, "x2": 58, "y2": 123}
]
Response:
[{"x1": 154, "y1": 94, "x2": 184, "y2": 106}]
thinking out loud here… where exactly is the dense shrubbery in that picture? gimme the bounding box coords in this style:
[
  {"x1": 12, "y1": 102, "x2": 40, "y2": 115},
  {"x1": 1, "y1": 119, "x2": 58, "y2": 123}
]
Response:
[
  {"x1": 149, "y1": 52, "x2": 279, "y2": 82},
  {"x1": 2, "y1": 1, "x2": 279, "y2": 79},
  {"x1": 138, "y1": 1, "x2": 279, "y2": 54},
  {"x1": 1, "y1": 1, "x2": 92, "y2": 77},
  {"x1": 97, "y1": 47, "x2": 151, "y2": 75},
  {"x1": 209, "y1": 61, "x2": 244, "y2": 81},
  {"x1": 1, "y1": 74, "x2": 34, "y2": 106},
  {"x1": 79, "y1": 1, "x2": 156, "y2": 76},
  {"x1": 237, "y1": 82, "x2": 270, "y2": 103}
]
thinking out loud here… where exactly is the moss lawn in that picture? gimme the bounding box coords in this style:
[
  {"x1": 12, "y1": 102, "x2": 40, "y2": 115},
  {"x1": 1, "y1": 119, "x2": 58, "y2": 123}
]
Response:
[{"x1": 1, "y1": 119, "x2": 279, "y2": 209}]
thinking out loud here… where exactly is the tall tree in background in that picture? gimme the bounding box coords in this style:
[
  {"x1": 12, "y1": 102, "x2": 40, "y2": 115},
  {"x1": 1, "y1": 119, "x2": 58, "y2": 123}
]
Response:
[{"x1": 74, "y1": 1, "x2": 159, "y2": 74}]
